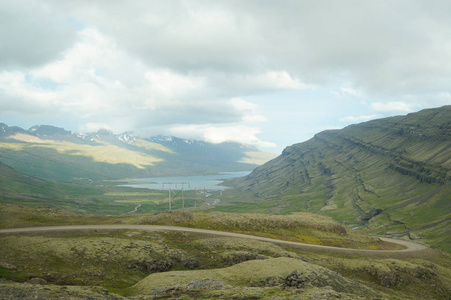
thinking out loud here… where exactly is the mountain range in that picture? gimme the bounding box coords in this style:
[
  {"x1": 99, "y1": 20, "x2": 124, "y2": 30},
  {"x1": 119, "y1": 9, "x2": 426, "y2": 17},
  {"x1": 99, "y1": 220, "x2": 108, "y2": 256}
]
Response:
[
  {"x1": 232, "y1": 105, "x2": 451, "y2": 251},
  {"x1": 0, "y1": 106, "x2": 450, "y2": 251},
  {"x1": 0, "y1": 124, "x2": 276, "y2": 181}
]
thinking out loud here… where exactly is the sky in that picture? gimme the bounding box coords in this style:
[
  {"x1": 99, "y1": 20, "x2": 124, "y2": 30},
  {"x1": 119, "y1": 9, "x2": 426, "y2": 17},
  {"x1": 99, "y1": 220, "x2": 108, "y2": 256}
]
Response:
[{"x1": 1, "y1": 0, "x2": 450, "y2": 154}]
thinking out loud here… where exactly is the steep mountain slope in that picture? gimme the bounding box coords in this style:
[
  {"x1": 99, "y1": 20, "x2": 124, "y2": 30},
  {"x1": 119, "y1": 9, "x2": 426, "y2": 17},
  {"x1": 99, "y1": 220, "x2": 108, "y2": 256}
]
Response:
[
  {"x1": 0, "y1": 161, "x2": 86, "y2": 208},
  {"x1": 233, "y1": 106, "x2": 451, "y2": 251},
  {"x1": 0, "y1": 124, "x2": 276, "y2": 181},
  {"x1": 0, "y1": 161, "x2": 49, "y2": 198}
]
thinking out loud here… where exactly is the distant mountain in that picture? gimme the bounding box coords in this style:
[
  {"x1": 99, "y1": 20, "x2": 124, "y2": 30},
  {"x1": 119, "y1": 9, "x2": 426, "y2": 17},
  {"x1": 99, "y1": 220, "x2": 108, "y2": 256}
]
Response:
[
  {"x1": 29, "y1": 125, "x2": 71, "y2": 136},
  {"x1": 233, "y1": 106, "x2": 451, "y2": 251},
  {"x1": 0, "y1": 123, "x2": 27, "y2": 136},
  {"x1": 0, "y1": 124, "x2": 276, "y2": 181}
]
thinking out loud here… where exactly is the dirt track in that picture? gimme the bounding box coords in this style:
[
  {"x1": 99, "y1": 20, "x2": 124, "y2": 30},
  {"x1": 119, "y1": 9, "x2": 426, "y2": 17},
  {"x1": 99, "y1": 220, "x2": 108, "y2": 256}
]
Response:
[{"x1": 0, "y1": 225, "x2": 429, "y2": 257}]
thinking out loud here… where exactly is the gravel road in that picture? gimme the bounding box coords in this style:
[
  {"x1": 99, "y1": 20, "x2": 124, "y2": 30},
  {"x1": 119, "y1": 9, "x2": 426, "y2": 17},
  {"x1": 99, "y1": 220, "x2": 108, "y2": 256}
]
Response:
[{"x1": 0, "y1": 225, "x2": 429, "y2": 256}]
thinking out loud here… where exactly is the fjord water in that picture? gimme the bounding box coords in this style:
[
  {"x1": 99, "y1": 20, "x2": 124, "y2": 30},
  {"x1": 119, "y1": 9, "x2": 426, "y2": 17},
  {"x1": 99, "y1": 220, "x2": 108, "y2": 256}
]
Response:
[{"x1": 121, "y1": 171, "x2": 251, "y2": 191}]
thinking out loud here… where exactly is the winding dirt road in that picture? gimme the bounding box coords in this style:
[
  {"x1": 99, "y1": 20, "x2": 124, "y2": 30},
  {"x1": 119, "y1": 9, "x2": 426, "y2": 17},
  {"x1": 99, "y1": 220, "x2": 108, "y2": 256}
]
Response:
[{"x1": 0, "y1": 225, "x2": 429, "y2": 256}]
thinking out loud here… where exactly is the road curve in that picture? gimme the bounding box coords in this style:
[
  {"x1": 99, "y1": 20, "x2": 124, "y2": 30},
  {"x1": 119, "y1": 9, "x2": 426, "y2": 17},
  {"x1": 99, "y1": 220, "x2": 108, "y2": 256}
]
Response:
[{"x1": 0, "y1": 225, "x2": 428, "y2": 255}]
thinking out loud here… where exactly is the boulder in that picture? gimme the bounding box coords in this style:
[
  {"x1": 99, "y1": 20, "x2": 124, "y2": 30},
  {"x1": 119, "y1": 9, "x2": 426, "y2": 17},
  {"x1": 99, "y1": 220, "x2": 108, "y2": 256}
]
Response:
[
  {"x1": 187, "y1": 280, "x2": 225, "y2": 290},
  {"x1": 28, "y1": 278, "x2": 47, "y2": 285}
]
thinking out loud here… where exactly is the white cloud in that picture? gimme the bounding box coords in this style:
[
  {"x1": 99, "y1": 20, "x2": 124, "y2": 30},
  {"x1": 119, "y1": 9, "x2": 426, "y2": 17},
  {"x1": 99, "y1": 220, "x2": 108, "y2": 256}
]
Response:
[
  {"x1": 31, "y1": 28, "x2": 114, "y2": 83},
  {"x1": 0, "y1": 71, "x2": 59, "y2": 112},
  {"x1": 230, "y1": 98, "x2": 268, "y2": 123},
  {"x1": 0, "y1": 0, "x2": 75, "y2": 67},
  {"x1": 340, "y1": 88, "x2": 362, "y2": 97},
  {"x1": 170, "y1": 124, "x2": 276, "y2": 148},
  {"x1": 0, "y1": 28, "x2": 242, "y2": 132},
  {"x1": 6, "y1": 1, "x2": 451, "y2": 101},
  {"x1": 370, "y1": 101, "x2": 414, "y2": 113},
  {"x1": 55, "y1": 0, "x2": 451, "y2": 99},
  {"x1": 2, "y1": 1, "x2": 451, "y2": 151},
  {"x1": 230, "y1": 98, "x2": 258, "y2": 112},
  {"x1": 144, "y1": 69, "x2": 204, "y2": 99},
  {"x1": 78, "y1": 122, "x2": 112, "y2": 133},
  {"x1": 255, "y1": 71, "x2": 311, "y2": 89}
]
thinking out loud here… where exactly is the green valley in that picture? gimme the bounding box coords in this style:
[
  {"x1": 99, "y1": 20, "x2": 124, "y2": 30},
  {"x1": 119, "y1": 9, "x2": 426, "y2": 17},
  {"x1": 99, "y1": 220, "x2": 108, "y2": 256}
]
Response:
[{"x1": 0, "y1": 106, "x2": 450, "y2": 299}]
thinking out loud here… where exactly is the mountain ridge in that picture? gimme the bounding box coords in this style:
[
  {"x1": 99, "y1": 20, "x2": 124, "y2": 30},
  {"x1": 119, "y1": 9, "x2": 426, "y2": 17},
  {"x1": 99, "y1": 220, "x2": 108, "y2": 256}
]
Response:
[
  {"x1": 0, "y1": 123, "x2": 276, "y2": 181},
  {"x1": 231, "y1": 105, "x2": 451, "y2": 251}
]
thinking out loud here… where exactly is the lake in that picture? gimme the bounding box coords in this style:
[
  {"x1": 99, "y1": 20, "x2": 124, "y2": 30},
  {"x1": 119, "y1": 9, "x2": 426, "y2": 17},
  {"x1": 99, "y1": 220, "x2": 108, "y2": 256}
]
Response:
[{"x1": 120, "y1": 171, "x2": 251, "y2": 191}]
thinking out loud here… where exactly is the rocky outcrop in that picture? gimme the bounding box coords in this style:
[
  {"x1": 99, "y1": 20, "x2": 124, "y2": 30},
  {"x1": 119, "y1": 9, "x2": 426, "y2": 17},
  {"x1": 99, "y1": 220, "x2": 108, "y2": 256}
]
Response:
[
  {"x1": 133, "y1": 260, "x2": 173, "y2": 273},
  {"x1": 284, "y1": 270, "x2": 306, "y2": 288},
  {"x1": 27, "y1": 278, "x2": 47, "y2": 285},
  {"x1": 187, "y1": 280, "x2": 225, "y2": 290}
]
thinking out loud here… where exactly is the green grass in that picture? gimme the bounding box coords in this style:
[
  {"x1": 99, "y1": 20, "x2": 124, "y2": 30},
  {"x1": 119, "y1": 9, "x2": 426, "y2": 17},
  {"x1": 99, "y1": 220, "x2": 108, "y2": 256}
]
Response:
[
  {"x1": 0, "y1": 204, "x2": 395, "y2": 251},
  {"x1": 0, "y1": 204, "x2": 450, "y2": 299},
  {"x1": 3, "y1": 229, "x2": 446, "y2": 299}
]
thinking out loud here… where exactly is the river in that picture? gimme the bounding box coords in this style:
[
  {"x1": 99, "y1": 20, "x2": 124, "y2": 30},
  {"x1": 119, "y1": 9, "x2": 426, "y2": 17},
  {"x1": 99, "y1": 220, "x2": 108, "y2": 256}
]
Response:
[{"x1": 120, "y1": 171, "x2": 251, "y2": 191}]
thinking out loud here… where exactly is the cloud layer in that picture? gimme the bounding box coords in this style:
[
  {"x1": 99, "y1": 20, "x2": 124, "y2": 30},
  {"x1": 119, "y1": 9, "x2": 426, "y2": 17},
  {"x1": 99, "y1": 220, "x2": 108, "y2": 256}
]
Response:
[{"x1": 1, "y1": 0, "x2": 450, "y2": 150}]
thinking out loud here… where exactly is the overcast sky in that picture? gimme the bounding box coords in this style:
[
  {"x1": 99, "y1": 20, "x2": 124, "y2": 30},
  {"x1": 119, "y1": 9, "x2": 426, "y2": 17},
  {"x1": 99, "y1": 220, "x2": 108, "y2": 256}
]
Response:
[{"x1": 1, "y1": 0, "x2": 450, "y2": 153}]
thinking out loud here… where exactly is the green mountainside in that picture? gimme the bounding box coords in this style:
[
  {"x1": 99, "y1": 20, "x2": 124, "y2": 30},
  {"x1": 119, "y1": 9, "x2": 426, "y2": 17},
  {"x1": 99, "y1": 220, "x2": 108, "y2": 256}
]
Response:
[
  {"x1": 0, "y1": 124, "x2": 276, "y2": 181},
  {"x1": 232, "y1": 106, "x2": 451, "y2": 251},
  {"x1": 0, "y1": 161, "x2": 52, "y2": 200}
]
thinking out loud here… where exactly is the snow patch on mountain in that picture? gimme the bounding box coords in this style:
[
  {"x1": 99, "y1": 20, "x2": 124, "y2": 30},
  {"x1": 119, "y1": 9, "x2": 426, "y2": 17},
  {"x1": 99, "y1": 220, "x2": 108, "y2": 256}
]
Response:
[{"x1": 117, "y1": 133, "x2": 135, "y2": 144}]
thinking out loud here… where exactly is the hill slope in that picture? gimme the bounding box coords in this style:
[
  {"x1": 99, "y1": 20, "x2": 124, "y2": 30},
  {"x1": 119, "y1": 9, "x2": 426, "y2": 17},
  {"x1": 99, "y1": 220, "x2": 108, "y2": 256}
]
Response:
[
  {"x1": 0, "y1": 124, "x2": 276, "y2": 181},
  {"x1": 1, "y1": 207, "x2": 450, "y2": 299},
  {"x1": 0, "y1": 161, "x2": 51, "y2": 200},
  {"x1": 233, "y1": 106, "x2": 451, "y2": 251}
]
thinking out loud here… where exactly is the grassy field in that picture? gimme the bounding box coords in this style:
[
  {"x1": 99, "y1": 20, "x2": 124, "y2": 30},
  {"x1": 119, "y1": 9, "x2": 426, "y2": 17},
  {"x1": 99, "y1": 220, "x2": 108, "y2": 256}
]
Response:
[
  {"x1": 0, "y1": 206, "x2": 450, "y2": 299},
  {"x1": 0, "y1": 204, "x2": 389, "y2": 250}
]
